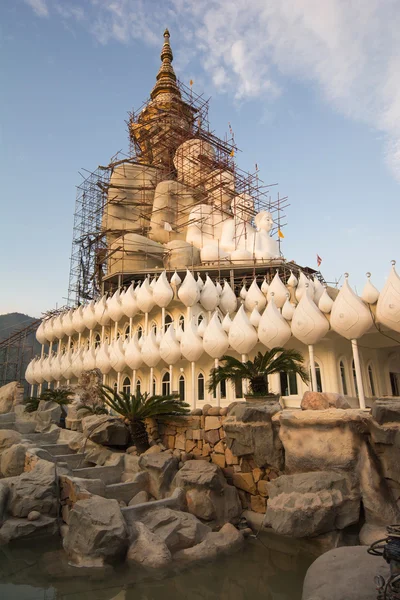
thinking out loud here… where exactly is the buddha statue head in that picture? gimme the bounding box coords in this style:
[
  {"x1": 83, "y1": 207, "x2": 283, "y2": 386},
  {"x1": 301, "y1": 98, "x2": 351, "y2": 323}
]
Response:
[{"x1": 254, "y1": 211, "x2": 274, "y2": 233}]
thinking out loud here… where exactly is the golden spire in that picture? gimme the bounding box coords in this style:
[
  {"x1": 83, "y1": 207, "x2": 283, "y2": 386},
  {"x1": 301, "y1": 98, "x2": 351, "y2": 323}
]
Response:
[{"x1": 150, "y1": 28, "x2": 181, "y2": 102}]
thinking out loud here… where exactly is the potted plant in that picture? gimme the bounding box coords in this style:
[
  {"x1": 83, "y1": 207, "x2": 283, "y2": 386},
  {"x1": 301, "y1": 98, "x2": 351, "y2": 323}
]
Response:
[
  {"x1": 99, "y1": 386, "x2": 190, "y2": 453},
  {"x1": 208, "y1": 347, "x2": 309, "y2": 403}
]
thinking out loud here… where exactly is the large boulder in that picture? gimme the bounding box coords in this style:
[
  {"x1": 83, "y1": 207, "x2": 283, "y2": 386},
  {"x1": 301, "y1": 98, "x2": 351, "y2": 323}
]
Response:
[
  {"x1": 277, "y1": 409, "x2": 371, "y2": 473},
  {"x1": 302, "y1": 546, "x2": 389, "y2": 600},
  {"x1": 127, "y1": 521, "x2": 172, "y2": 568},
  {"x1": 63, "y1": 495, "x2": 128, "y2": 567},
  {"x1": 265, "y1": 471, "x2": 360, "y2": 538},
  {"x1": 0, "y1": 515, "x2": 58, "y2": 545},
  {"x1": 0, "y1": 430, "x2": 22, "y2": 454},
  {"x1": 301, "y1": 391, "x2": 351, "y2": 411},
  {"x1": 8, "y1": 459, "x2": 58, "y2": 517},
  {"x1": 139, "y1": 450, "x2": 179, "y2": 499},
  {"x1": 0, "y1": 382, "x2": 24, "y2": 414},
  {"x1": 138, "y1": 506, "x2": 210, "y2": 552},
  {"x1": 172, "y1": 460, "x2": 242, "y2": 526},
  {"x1": 0, "y1": 481, "x2": 9, "y2": 526},
  {"x1": 223, "y1": 403, "x2": 283, "y2": 470},
  {"x1": 82, "y1": 415, "x2": 130, "y2": 447},
  {"x1": 372, "y1": 398, "x2": 400, "y2": 425},
  {"x1": 34, "y1": 400, "x2": 62, "y2": 432},
  {"x1": 0, "y1": 443, "x2": 28, "y2": 477},
  {"x1": 174, "y1": 523, "x2": 244, "y2": 564}
]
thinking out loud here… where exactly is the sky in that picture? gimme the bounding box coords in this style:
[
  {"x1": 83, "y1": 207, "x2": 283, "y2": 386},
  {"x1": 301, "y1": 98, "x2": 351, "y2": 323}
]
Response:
[{"x1": 1, "y1": 0, "x2": 399, "y2": 318}]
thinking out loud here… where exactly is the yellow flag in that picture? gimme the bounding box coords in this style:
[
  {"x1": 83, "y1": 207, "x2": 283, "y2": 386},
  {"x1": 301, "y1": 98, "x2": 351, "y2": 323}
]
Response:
[
  {"x1": 230, "y1": 149, "x2": 235, "y2": 157},
  {"x1": 189, "y1": 79, "x2": 193, "y2": 86},
  {"x1": 278, "y1": 229, "x2": 285, "y2": 238}
]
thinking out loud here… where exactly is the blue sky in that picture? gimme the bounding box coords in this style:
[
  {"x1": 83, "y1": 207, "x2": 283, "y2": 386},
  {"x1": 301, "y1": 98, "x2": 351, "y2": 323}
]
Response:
[{"x1": 1, "y1": 0, "x2": 399, "y2": 317}]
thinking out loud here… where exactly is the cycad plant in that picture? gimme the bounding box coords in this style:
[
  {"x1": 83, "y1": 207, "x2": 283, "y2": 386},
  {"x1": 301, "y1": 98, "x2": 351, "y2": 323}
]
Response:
[
  {"x1": 23, "y1": 396, "x2": 41, "y2": 413},
  {"x1": 40, "y1": 388, "x2": 74, "y2": 406},
  {"x1": 99, "y1": 386, "x2": 190, "y2": 453},
  {"x1": 209, "y1": 347, "x2": 309, "y2": 398}
]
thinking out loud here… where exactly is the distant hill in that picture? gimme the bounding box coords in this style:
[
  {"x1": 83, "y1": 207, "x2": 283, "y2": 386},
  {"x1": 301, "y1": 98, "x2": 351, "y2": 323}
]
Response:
[{"x1": 0, "y1": 312, "x2": 42, "y2": 392}]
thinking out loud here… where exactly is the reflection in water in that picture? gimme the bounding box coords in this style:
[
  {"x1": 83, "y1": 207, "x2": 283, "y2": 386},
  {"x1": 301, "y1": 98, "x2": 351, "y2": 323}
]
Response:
[{"x1": 0, "y1": 536, "x2": 312, "y2": 600}]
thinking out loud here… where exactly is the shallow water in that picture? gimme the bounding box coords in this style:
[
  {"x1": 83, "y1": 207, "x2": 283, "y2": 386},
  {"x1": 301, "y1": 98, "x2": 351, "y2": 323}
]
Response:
[{"x1": 0, "y1": 535, "x2": 312, "y2": 600}]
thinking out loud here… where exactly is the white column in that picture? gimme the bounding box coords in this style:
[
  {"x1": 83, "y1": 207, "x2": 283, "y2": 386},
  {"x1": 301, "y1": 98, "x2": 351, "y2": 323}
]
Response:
[
  {"x1": 308, "y1": 345, "x2": 318, "y2": 392},
  {"x1": 351, "y1": 339, "x2": 366, "y2": 410},
  {"x1": 215, "y1": 358, "x2": 221, "y2": 407},
  {"x1": 191, "y1": 361, "x2": 196, "y2": 409},
  {"x1": 241, "y1": 354, "x2": 248, "y2": 395}
]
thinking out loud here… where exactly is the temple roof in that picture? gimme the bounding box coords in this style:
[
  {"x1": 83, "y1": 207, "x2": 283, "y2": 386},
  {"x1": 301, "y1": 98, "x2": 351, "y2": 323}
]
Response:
[{"x1": 150, "y1": 29, "x2": 182, "y2": 103}]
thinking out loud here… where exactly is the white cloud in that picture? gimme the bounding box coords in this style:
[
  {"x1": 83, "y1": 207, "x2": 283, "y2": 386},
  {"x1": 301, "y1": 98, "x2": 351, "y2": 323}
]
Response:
[
  {"x1": 24, "y1": 0, "x2": 400, "y2": 180},
  {"x1": 24, "y1": 0, "x2": 49, "y2": 17}
]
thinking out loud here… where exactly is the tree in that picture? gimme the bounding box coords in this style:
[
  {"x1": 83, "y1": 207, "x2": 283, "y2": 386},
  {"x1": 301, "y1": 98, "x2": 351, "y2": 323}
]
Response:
[
  {"x1": 99, "y1": 386, "x2": 190, "y2": 453},
  {"x1": 208, "y1": 347, "x2": 309, "y2": 398}
]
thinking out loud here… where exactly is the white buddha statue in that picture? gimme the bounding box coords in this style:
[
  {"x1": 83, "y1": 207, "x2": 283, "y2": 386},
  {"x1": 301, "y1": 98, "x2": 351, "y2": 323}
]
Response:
[{"x1": 254, "y1": 211, "x2": 280, "y2": 260}]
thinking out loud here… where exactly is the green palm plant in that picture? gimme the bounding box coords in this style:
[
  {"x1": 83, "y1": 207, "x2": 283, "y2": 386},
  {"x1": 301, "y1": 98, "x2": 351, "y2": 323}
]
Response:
[
  {"x1": 209, "y1": 347, "x2": 309, "y2": 398},
  {"x1": 40, "y1": 388, "x2": 73, "y2": 406},
  {"x1": 23, "y1": 396, "x2": 41, "y2": 413},
  {"x1": 99, "y1": 385, "x2": 191, "y2": 453}
]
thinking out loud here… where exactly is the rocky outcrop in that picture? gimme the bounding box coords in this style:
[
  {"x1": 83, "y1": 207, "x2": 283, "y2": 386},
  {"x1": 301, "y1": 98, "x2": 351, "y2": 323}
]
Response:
[
  {"x1": 82, "y1": 415, "x2": 130, "y2": 447},
  {"x1": 34, "y1": 400, "x2": 62, "y2": 432},
  {"x1": 8, "y1": 459, "x2": 58, "y2": 518},
  {"x1": 172, "y1": 460, "x2": 242, "y2": 526},
  {"x1": 0, "y1": 515, "x2": 58, "y2": 545},
  {"x1": 223, "y1": 402, "x2": 283, "y2": 470},
  {"x1": 0, "y1": 430, "x2": 22, "y2": 454},
  {"x1": 138, "y1": 450, "x2": 179, "y2": 499},
  {"x1": 265, "y1": 471, "x2": 360, "y2": 538},
  {"x1": 63, "y1": 495, "x2": 129, "y2": 567},
  {"x1": 0, "y1": 443, "x2": 28, "y2": 477},
  {"x1": 174, "y1": 522, "x2": 244, "y2": 564},
  {"x1": 300, "y1": 391, "x2": 351, "y2": 410},
  {"x1": 127, "y1": 521, "x2": 172, "y2": 568},
  {"x1": 302, "y1": 546, "x2": 389, "y2": 600},
  {"x1": 0, "y1": 382, "x2": 24, "y2": 414}
]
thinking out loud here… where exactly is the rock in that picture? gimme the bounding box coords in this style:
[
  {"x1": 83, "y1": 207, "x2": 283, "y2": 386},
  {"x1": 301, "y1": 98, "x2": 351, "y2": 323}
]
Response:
[
  {"x1": 265, "y1": 471, "x2": 360, "y2": 538},
  {"x1": 139, "y1": 451, "x2": 179, "y2": 499},
  {"x1": 223, "y1": 403, "x2": 283, "y2": 470},
  {"x1": 372, "y1": 398, "x2": 400, "y2": 425},
  {"x1": 324, "y1": 392, "x2": 351, "y2": 409},
  {"x1": 143, "y1": 445, "x2": 161, "y2": 455},
  {"x1": 0, "y1": 443, "x2": 28, "y2": 477},
  {"x1": 207, "y1": 407, "x2": 221, "y2": 416},
  {"x1": 174, "y1": 523, "x2": 243, "y2": 564},
  {"x1": 139, "y1": 507, "x2": 210, "y2": 552},
  {"x1": 82, "y1": 415, "x2": 130, "y2": 447},
  {"x1": 63, "y1": 495, "x2": 128, "y2": 567},
  {"x1": 250, "y1": 495, "x2": 267, "y2": 513},
  {"x1": 172, "y1": 460, "x2": 242, "y2": 526},
  {"x1": 126, "y1": 445, "x2": 137, "y2": 454},
  {"x1": 277, "y1": 409, "x2": 370, "y2": 473},
  {"x1": 191, "y1": 409, "x2": 202, "y2": 416},
  {"x1": 27, "y1": 510, "x2": 40, "y2": 521},
  {"x1": 302, "y1": 546, "x2": 389, "y2": 600},
  {"x1": 204, "y1": 429, "x2": 220, "y2": 445},
  {"x1": 301, "y1": 391, "x2": 330, "y2": 410},
  {"x1": 0, "y1": 382, "x2": 24, "y2": 414},
  {"x1": 232, "y1": 472, "x2": 256, "y2": 494},
  {"x1": 0, "y1": 429, "x2": 22, "y2": 454},
  {"x1": 8, "y1": 459, "x2": 58, "y2": 517},
  {"x1": 359, "y1": 522, "x2": 388, "y2": 546},
  {"x1": 0, "y1": 516, "x2": 58, "y2": 545},
  {"x1": 0, "y1": 482, "x2": 9, "y2": 526},
  {"x1": 127, "y1": 521, "x2": 172, "y2": 568},
  {"x1": 202, "y1": 404, "x2": 212, "y2": 416},
  {"x1": 204, "y1": 416, "x2": 221, "y2": 430},
  {"x1": 211, "y1": 453, "x2": 226, "y2": 468},
  {"x1": 128, "y1": 491, "x2": 149, "y2": 506},
  {"x1": 219, "y1": 408, "x2": 228, "y2": 416},
  {"x1": 34, "y1": 400, "x2": 62, "y2": 432}
]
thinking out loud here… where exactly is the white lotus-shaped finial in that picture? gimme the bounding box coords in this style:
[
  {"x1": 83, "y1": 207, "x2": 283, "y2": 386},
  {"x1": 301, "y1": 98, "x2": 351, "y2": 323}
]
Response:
[
  {"x1": 245, "y1": 279, "x2": 266, "y2": 312},
  {"x1": 153, "y1": 271, "x2": 174, "y2": 308},
  {"x1": 96, "y1": 342, "x2": 112, "y2": 374},
  {"x1": 72, "y1": 305, "x2": 86, "y2": 334},
  {"x1": 258, "y1": 293, "x2": 291, "y2": 349},
  {"x1": 62, "y1": 309, "x2": 76, "y2": 338},
  {"x1": 180, "y1": 318, "x2": 204, "y2": 362},
  {"x1": 222, "y1": 313, "x2": 232, "y2": 333},
  {"x1": 178, "y1": 270, "x2": 201, "y2": 307},
  {"x1": 330, "y1": 274, "x2": 373, "y2": 339},
  {"x1": 43, "y1": 317, "x2": 56, "y2": 343},
  {"x1": 291, "y1": 284, "x2": 329, "y2": 345},
  {"x1": 136, "y1": 278, "x2": 155, "y2": 313},
  {"x1": 159, "y1": 325, "x2": 181, "y2": 365},
  {"x1": 239, "y1": 285, "x2": 247, "y2": 300},
  {"x1": 287, "y1": 271, "x2": 298, "y2": 288},
  {"x1": 361, "y1": 272, "x2": 380, "y2": 305},
  {"x1": 141, "y1": 329, "x2": 161, "y2": 367},
  {"x1": 95, "y1": 295, "x2": 111, "y2": 326},
  {"x1": 196, "y1": 273, "x2": 204, "y2": 291},
  {"x1": 376, "y1": 261, "x2": 400, "y2": 333},
  {"x1": 125, "y1": 332, "x2": 144, "y2": 370},
  {"x1": 267, "y1": 272, "x2": 288, "y2": 308},
  {"x1": 295, "y1": 272, "x2": 313, "y2": 302},
  {"x1": 109, "y1": 337, "x2": 126, "y2": 373},
  {"x1": 83, "y1": 345, "x2": 97, "y2": 372},
  {"x1": 228, "y1": 305, "x2": 258, "y2": 355},
  {"x1": 261, "y1": 277, "x2": 269, "y2": 295},
  {"x1": 197, "y1": 317, "x2": 207, "y2": 338},
  {"x1": 82, "y1": 301, "x2": 98, "y2": 331},
  {"x1": 36, "y1": 321, "x2": 46, "y2": 345},
  {"x1": 203, "y1": 312, "x2": 230, "y2": 359},
  {"x1": 200, "y1": 275, "x2": 219, "y2": 311},
  {"x1": 318, "y1": 287, "x2": 334, "y2": 314},
  {"x1": 250, "y1": 306, "x2": 261, "y2": 328},
  {"x1": 313, "y1": 277, "x2": 325, "y2": 304},
  {"x1": 52, "y1": 315, "x2": 64, "y2": 340},
  {"x1": 107, "y1": 289, "x2": 124, "y2": 323},
  {"x1": 121, "y1": 283, "x2": 139, "y2": 318},
  {"x1": 219, "y1": 281, "x2": 237, "y2": 315},
  {"x1": 282, "y1": 294, "x2": 295, "y2": 321}
]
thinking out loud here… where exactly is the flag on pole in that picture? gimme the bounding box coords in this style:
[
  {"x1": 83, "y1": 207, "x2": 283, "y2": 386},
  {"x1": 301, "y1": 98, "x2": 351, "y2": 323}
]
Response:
[
  {"x1": 278, "y1": 229, "x2": 285, "y2": 239},
  {"x1": 230, "y1": 149, "x2": 235, "y2": 157},
  {"x1": 189, "y1": 79, "x2": 193, "y2": 87},
  {"x1": 317, "y1": 254, "x2": 322, "y2": 267}
]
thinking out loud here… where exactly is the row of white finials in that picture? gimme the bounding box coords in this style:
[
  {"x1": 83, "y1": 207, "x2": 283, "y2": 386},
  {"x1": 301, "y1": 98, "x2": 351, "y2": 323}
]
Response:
[{"x1": 26, "y1": 263, "x2": 400, "y2": 402}]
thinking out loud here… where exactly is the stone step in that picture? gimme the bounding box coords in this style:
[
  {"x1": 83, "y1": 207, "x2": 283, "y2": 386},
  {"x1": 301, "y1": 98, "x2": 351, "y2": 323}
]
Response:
[
  {"x1": 72, "y1": 465, "x2": 123, "y2": 485},
  {"x1": 55, "y1": 454, "x2": 94, "y2": 469},
  {"x1": 23, "y1": 431, "x2": 60, "y2": 444},
  {"x1": 0, "y1": 423, "x2": 17, "y2": 430},
  {"x1": 0, "y1": 413, "x2": 16, "y2": 424},
  {"x1": 41, "y1": 444, "x2": 76, "y2": 456},
  {"x1": 105, "y1": 480, "x2": 147, "y2": 504}
]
